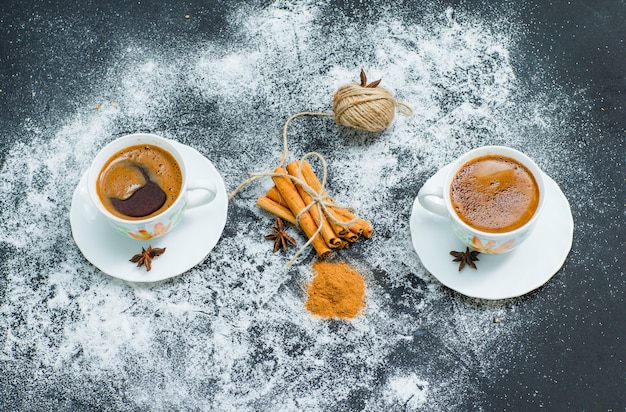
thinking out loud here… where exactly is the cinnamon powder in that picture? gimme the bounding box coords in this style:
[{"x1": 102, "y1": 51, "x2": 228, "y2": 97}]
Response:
[{"x1": 305, "y1": 261, "x2": 366, "y2": 319}]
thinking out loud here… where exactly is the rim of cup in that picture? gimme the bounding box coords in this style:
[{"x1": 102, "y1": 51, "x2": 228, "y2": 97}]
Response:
[
  {"x1": 87, "y1": 133, "x2": 187, "y2": 224},
  {"x1": 443, "y1": 145, "x2": 546, "y2": 238}
]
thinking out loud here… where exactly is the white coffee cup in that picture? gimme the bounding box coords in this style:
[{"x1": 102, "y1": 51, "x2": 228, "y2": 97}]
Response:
[
  {"x1": 87, "y1": 133, "x2": 216, "y2": 240},
  {"x1": 418, "y1": 146, "x2": 545, "y2": 254}
]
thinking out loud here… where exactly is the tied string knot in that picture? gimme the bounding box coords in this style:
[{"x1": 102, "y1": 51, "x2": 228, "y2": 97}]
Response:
[
  {"x1": 288, "y1": 153, "x2": 359, "y2": 266},
  {"x1": 245, "y1": 151, "x2": 359, "y2": 267}
]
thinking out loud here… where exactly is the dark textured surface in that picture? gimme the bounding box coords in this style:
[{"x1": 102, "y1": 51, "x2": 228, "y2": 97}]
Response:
[{"x1": 1, "y1": 0, "x2": 624, "y2": 410}]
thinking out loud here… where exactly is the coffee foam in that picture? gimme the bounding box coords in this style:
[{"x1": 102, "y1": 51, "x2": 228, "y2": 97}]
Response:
[
  {"x1": 99, "y1": 159, "x2": 147, "y2": 200},
  {"x1": 97, "y1": 144, "x2": 182, "y2": 219},
  {"x1": 451, "y1": 155, "x2": 539, "y2": 233}
]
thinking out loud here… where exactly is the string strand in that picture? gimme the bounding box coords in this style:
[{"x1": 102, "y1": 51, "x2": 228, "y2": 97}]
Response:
[{"x1": 228, "y1": 111, "x2": 332, "y2": 201}]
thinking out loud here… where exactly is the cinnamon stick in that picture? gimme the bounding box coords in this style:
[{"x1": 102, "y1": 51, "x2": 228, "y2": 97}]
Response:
[
  {"x1": 333, "y1": 207, "x2": 373, "y2": 238},
  {"x1": 296, "y1": 160, "x2": 373, "y2": 238},
  {"x1": 256, "y1": 196, "x2": 296, "y2": 225},
  {"x1": 340, "y1": 229, "x2": 359, "y2": 243},
  {"x1": 285, "y1": 162, "x2": 343, "y2": 249},
  {"x1": 331, "y1": 206, "x2": 364, "y2": 235},
  {"x1": 287, "y1": 161, "x2": 349, "y2": 236},
  {"x1": 265, "y1": 185, "x2": 354, "y2": 245},
  {"x1": 271, "y1": 168, "x2": 331, "y2": 258},
  {"x1": 266, "y1": 186, "x2": 285, "y2": 206}
]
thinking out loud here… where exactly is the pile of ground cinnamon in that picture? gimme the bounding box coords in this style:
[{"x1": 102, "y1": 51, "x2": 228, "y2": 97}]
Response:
[{"x1": 305, "y1": 261, "x2": 365, "y2": 319}]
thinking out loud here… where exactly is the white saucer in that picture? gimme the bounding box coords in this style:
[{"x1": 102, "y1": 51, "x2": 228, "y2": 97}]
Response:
[
  {"x1": 70, "y1": 141, "x2": 228, "y2": 282},
  {"x1": 410, "y1": 164, "x2": 573, "y2": 300}
]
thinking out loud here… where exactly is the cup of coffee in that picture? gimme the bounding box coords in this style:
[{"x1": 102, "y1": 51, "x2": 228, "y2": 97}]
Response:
[
  {"x1": 87, "y1": 133, "x2": 217, "y2": 240},
  {"x1": 418, "y1": 146, "x2": 545, "y2": 254}
]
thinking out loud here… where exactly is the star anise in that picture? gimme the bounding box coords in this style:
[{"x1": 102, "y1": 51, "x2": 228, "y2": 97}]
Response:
[
  {"x1": 450, "y1": 247, "x2": 480, "y2": 272},
  {"x1": 265, "y1": 217, "x2": 297, "y2": 253},
  {"x1": 130, "y1": 246, "x2": 166, "y2": 272},
  {"x1": 360, "y1": 69, "x2": 382, "y2": 88}
]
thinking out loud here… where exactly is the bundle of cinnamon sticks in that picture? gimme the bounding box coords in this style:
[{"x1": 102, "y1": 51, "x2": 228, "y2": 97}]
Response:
[{"x1": 256, "y1": 160, "x2": 373, "y2": 258}]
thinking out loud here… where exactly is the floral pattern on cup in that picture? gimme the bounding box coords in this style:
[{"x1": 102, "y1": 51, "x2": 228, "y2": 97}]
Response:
[
  {"x1": 470, "y1": 237, "x2": 516, "y2": 254},
  {"x1": 117, "y1": 204, "x2": 186, "y2": 240},
  {"x1": 451, "y1": 221, "x2": 517, "y2": 254},
  {"x1": 128, "y1": 222, "x2": 172, "y2": 240}
]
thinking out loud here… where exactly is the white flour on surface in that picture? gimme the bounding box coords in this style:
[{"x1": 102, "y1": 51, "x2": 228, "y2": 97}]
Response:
[{"x1": 0, "y1": 1, "x2": 582, "y2": 410}]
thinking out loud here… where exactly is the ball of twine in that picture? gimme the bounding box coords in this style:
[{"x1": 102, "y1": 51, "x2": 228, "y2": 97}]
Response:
[{"x1": 332, "y1": 75, "x2": 413, "y2": 132}]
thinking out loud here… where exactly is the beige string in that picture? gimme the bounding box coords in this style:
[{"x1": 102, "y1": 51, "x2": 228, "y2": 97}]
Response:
[{"x1": 228, "y1": 111, "x2": 332, "y2": 201}]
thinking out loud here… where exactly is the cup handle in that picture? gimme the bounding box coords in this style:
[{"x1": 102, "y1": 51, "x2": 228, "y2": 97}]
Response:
[
  {"x1": 417, "y1": 180, "x2": 448, "y2": 217},
  {"x1": 186, "y1": 179, "x2": 217, "y2": 209}
]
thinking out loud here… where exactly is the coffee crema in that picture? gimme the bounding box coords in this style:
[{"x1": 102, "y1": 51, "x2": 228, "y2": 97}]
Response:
[
  {"x1": 450, "y1": 154, "x2": 540, "y2": 233},
  {"x1": 97, "y1": 144, "x2": 183, "y2": 220}
]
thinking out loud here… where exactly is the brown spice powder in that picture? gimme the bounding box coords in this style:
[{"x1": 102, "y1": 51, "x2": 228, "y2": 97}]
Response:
[{"x1": 305, "y1": 261, "x2": 366, "y2": 319}]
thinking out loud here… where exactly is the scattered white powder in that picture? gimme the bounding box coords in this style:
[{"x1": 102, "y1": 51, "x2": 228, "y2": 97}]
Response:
[
  {"x1": 0, "y1": 1, "x2": 582, "y2": 410},
  {"x1": 387, "y1": 373, "x2": 429, "y2": 409}
]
